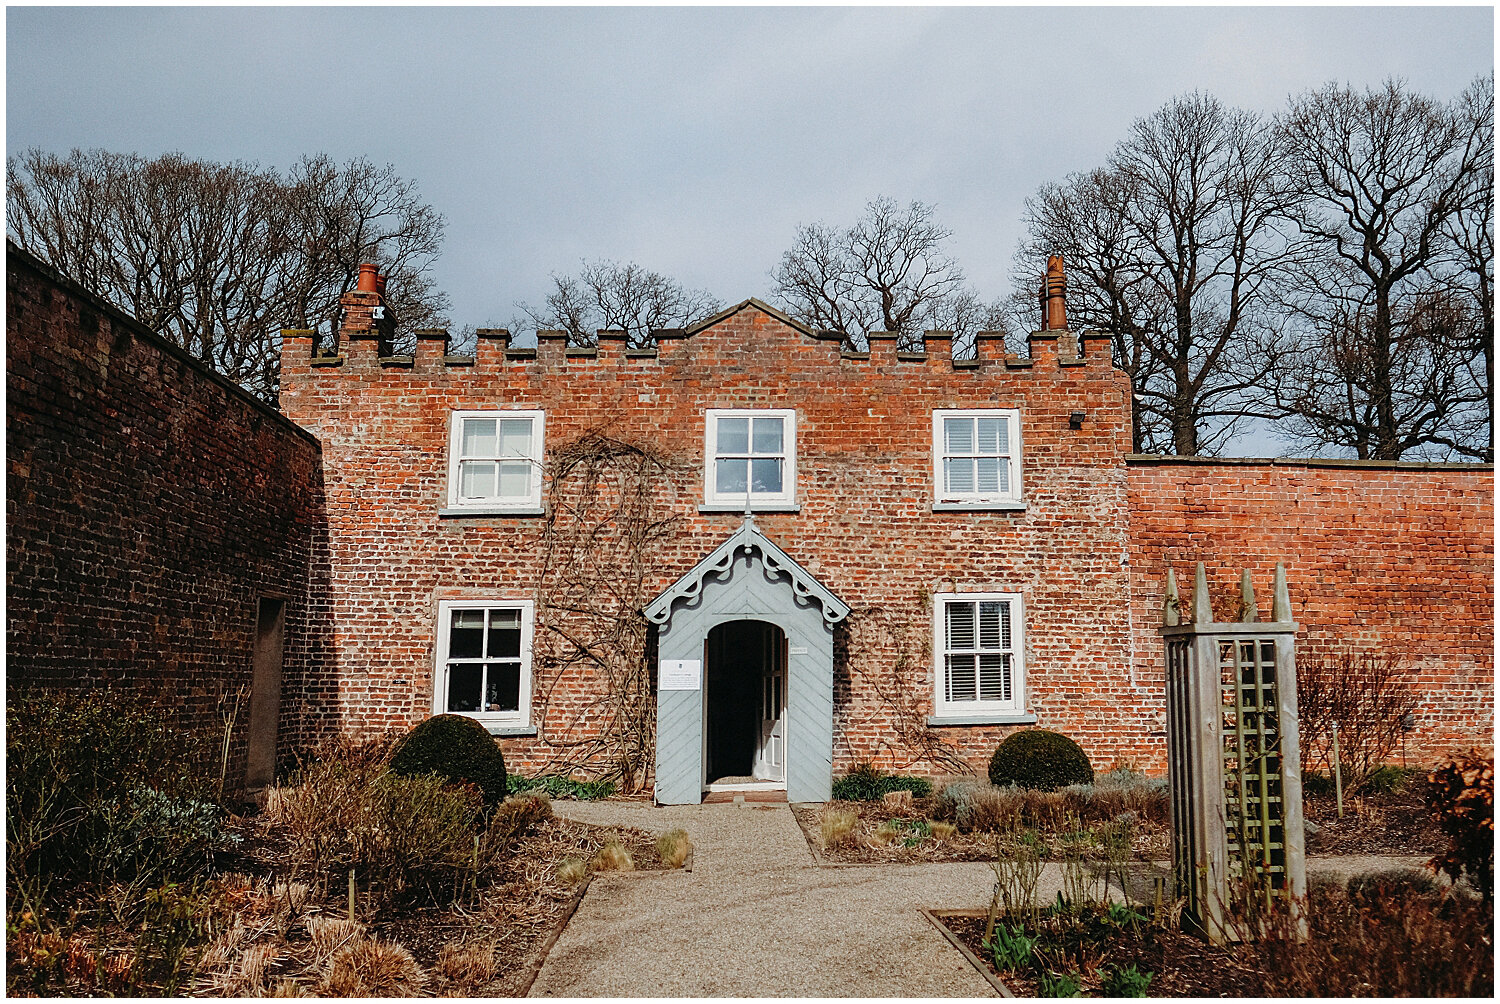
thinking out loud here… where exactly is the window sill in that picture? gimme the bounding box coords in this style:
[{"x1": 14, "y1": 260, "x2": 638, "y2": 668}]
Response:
[
  {"x1": 438, "y1": 506, "x2": 545, "y2": 518},
  {"x1": 698, "y1": 503, "x2": 801, "y2": 513},
  {"x1": 931, "y1": 501, "x2": 1027, "y2": 513},
  {"x1": 927, "y1": 713, "x2": 1038, "y2": 727},
  {"x1": 484, "y1": 724, "x2": 537, "y2": 737}
]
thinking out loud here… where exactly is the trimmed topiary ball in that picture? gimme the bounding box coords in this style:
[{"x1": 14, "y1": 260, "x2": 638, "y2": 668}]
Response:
[
  {"x1": 988, "y1": 729, "x2": 1093, "y2": 791},
  {"x1": 390, "y1": 714, "x2": 507, "y2": 806}
]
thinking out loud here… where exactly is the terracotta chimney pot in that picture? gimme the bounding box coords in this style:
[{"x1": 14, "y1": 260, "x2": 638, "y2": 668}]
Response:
[
  {"x1": 1043, "y1": 255, "x2": 1067, "y2": 331},
  {"x1": 356, "y1": 263, "x2": 380, "y2": 294},
  {"x1": 376, "y1": 274, "x2": 388, "y2": 299}
]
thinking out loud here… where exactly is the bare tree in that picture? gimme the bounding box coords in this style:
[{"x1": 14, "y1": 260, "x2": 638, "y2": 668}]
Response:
[
  {"x1": 773, "y1": 196, "x2": 997, "y2": 353},
  {"x1": 1433, "y1": 75, "x2": 1495, "y2": 460},
  {"x1": 1273, "y1": 78, "x2": 1491, "y2": 460},
  {"x1": 1018, "y1": 93, "x2": 1291, "y2": 455},
  {"x1": 7, "y1": 148, "x2": 449, "y2": 403},
  {"x1": 520, "y1": 259, "x2": 719, "y2": 349},
  {"x1": 280, "y1": 154, "x2": 449, "y2": 351}
]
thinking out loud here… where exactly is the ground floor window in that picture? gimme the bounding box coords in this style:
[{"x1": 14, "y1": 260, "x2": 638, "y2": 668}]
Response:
[
  {"x1": 434, "y1": 599, "x2": 534, "y2": 728},
  {"x1": 933, "y1": 592, "x2": 1024, "y2": 717}
]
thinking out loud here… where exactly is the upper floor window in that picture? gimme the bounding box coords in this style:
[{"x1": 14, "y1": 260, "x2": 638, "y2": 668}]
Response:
[
  {"x1": 434, "y1": 599, "x2": 534, "y2": 730},
  {"x1": 932, "y1": 409, "x2": 1022, "y2": 508},
  {"x1": 704, "y1": 409, "x2": 797, "y2": 508},
  {"x1": 934, "y1": 592, "x2": 1024, "y2": 717},
  {"x1": 447, "y1": 410, "x2": 544, "y2": 511}
]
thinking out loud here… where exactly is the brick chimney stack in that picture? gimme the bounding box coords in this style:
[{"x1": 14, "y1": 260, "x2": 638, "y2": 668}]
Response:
[
  {"x1": 340, "y1": 262, "x2": 397, "y2": 349},
  {"x1": 1039, "y1": 255, "x2": 1068, "y2": 331}
]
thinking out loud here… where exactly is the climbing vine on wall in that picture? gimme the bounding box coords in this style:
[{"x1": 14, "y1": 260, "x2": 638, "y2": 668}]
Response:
[
  {"x1": 836, "y1": 604, "x2": 971, "y2": 774},
  {"x1": 531, "y1": 429, "x2": 690, "y2": 792}
]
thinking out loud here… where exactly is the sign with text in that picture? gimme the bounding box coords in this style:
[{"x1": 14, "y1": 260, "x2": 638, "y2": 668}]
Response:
[{"x1": 659, "y1": 659, "x2": 702, "y2": 691}]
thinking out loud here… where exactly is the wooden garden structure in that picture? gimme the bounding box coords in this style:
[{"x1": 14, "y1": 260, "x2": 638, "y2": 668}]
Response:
[{"x1": 1162, "y1": 562, "x2": 1308, "y2": 944}]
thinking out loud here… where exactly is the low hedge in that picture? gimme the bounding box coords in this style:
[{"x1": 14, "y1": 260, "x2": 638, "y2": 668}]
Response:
[
  {"x1": 507, "y1": 775, "x2": 615, "y2": 801},
  {"x1": 831, "y1": 763, "x2": 933, "y2": 801}
]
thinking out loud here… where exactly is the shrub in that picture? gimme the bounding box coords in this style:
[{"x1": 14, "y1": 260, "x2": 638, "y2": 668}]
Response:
[
  {"x1": 989, "y1": 730, "x2": 1093, "y2": 791},
  {"x1": 268, "y1": 751, "x2": 500, "y2": 905},
  {"x1": 370, "y1": 772, "x2": 485, "y2": 901},
  {"x1": 830, "y1": 763, "x2": 933, "y2": 801},
  {"x1": 655, "y1": 829, "x2": 692, "y2": 868},
  {"x1": 5, "y1": 692, "x2": 225, "y2": 925},
  {"x1": 433, "y1": 941, "x2": 497, "y2": 988},
  {"x1": 508, "y1": 775, "x2": 615, "y2": 801},
  {"x1": 483, "y1": 793, "x2": 553, "y2": 852},
  {"x1": 1361, "y1": 764, "x2": 1420, "y2": 794},
  {"x1": 389, "y1": 715, "x2": 507, "y2": 807},
  {"x1": 1427, "y1": 751, "x2": 1493, "y2": 902},
  {"x1": 555, "y1": 859, "x2": 588, "y2": 885},
  {"x1": 1295, "y1": 650, "x2": 1418, "y2": 790},
  {"x1": 1258, "y1": 874, "x2": 1492, "y2": 996},
  {"x1": 935, "y1": 780, "x2": 1019, "y2": 832},
  {"x1": 938, "y1": 773, "x2": 1164, "y2": 833},
  {"x1": 1345, "y1": 867, "x2": 1440, "y2": 902}
]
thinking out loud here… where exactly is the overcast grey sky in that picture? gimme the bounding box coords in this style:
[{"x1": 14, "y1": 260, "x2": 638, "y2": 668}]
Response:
[{"x1": 7, "y1": 5, "x2": 1494, "y2": 338}]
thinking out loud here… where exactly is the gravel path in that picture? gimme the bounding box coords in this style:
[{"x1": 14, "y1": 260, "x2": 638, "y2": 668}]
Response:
[
  {"x1": 529, "y1": 801, "x2": 1001, "y2": 997},
  {"x1": 529, "y1": 801, "x2": 1439, "y2": 998}
]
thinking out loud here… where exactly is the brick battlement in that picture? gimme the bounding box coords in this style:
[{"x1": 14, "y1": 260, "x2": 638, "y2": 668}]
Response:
[{"x1": 281, "y1": 297, "x2": 1116, "y2": 378}]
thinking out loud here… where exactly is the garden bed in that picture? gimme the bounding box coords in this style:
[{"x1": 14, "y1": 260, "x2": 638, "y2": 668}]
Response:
[
  {"x1": 6, "y1": 806, "x2": 673, "y2": 998},
  {"x1": 932, "y1": 908, "x2": 1263, "y2": 997},
  {"x1": 1302, "y1": 784, "x2": 1445, "y2": 857},
  {"x1": 929, "y1": 871, "x2": 1492, "y2": 998},
  {"x1": 792, "y1": 787, "x2": 1170, "y2": 866}
]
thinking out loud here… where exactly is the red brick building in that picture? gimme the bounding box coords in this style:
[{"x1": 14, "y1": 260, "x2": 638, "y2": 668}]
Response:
[{"x1": 273, "y1": 268, "x2": 1493, "y2": 800}]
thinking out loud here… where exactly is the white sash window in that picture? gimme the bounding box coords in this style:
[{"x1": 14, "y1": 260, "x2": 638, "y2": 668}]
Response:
[
  {"x1": 447, "y1": 410, "x2": 544, "y2": 510},
  {"x1": 434, "y1": 600, "x2": 534, "y2": 729},
  {"x1": 934, "y1": 592, "x2": 1025, "y2": 716},
  {"x1": 932, "y1": 409, "x2": 1023, "y2": 507}
]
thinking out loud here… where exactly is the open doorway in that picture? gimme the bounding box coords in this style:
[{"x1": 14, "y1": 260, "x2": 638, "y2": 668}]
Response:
[{"x1": 704, "y1": 620, "x2": 786, "y2": 790}]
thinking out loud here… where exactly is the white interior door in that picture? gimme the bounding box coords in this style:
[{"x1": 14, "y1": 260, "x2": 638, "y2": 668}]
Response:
[{"x1": 755, "y1": 627, "x2": 786, "y2": 782}]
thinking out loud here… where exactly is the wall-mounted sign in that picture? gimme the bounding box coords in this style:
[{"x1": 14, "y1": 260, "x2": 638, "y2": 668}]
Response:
[
  {"x1": 788, "y1": 646, "x2": 809, "y2": 656},
  {"x1": 659, "y1": 659, "x2": 702, "y2": 691}
]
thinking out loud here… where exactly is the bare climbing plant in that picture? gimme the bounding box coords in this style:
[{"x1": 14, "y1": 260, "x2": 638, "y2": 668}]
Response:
[
  {"x1": 836, "y1": 604, "x2": 970, "y2": 774},
  {"x1": 531, "y1": 430, "x2": 691, "y2": 792}
]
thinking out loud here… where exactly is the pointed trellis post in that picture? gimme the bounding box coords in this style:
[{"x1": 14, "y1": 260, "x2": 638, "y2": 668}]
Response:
[{"x1": 1162, "y1": 562, "x2": 1307, "y2": 944}]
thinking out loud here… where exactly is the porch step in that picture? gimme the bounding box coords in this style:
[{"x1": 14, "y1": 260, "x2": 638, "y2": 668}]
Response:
[{"x1": 701, "y1": 789, "x2": 789, "y2": 804}]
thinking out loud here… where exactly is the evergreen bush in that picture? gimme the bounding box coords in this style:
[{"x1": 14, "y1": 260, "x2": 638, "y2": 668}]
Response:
[
  {"x1": 830, "y1": 762, "x2": 933, "y2": 801},
  {"x1": 988, "y1": 730, "x2": 1093, "y2": 791},
  {"x1": 389, "y1": 715, "x2": 507, "y2": 807}
]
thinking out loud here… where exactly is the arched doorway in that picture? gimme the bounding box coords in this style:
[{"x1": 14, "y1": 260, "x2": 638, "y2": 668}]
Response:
[{"x1": 705, "y1": 620, "x2": 787, "y2": 789}]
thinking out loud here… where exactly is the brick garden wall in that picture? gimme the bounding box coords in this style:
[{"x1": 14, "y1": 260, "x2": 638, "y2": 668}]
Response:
[
  {"x1": 5, "y1": 244, "x2": 330, "y2": 785},
  {"x1": 1127, "y1": 458, "x2": 1494, "y2": 767},
  {"x1": 278, "y1": 296, "x2": 1145, "y2": 784}
]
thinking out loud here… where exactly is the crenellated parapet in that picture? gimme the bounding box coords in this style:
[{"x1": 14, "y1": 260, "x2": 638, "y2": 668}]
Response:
[{"x1": 282, "y1": 298, "x2": 1118, "y2": 380}]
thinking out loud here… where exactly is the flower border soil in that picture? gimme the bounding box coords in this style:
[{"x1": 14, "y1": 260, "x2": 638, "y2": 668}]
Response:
[{"x1": 927, "y1": 909, "x2": 1267, "y2": 997}]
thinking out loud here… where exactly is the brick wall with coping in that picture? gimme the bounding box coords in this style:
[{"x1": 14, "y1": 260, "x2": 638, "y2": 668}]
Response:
[
  {"x1": 1127, "y1": 457, "x2": 1494, "y2": 764},
  {"x1": 5, "y1": 244, "x2": 331, "y2": 784},
  {"x1": 279, "y1": 291, "x2": 1147, "y2": 780}
]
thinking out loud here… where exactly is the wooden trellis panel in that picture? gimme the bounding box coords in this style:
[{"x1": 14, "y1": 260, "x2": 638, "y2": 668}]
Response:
[{"x1": 1161, "y1": 562, "x2": 1308, "y2": 944}]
